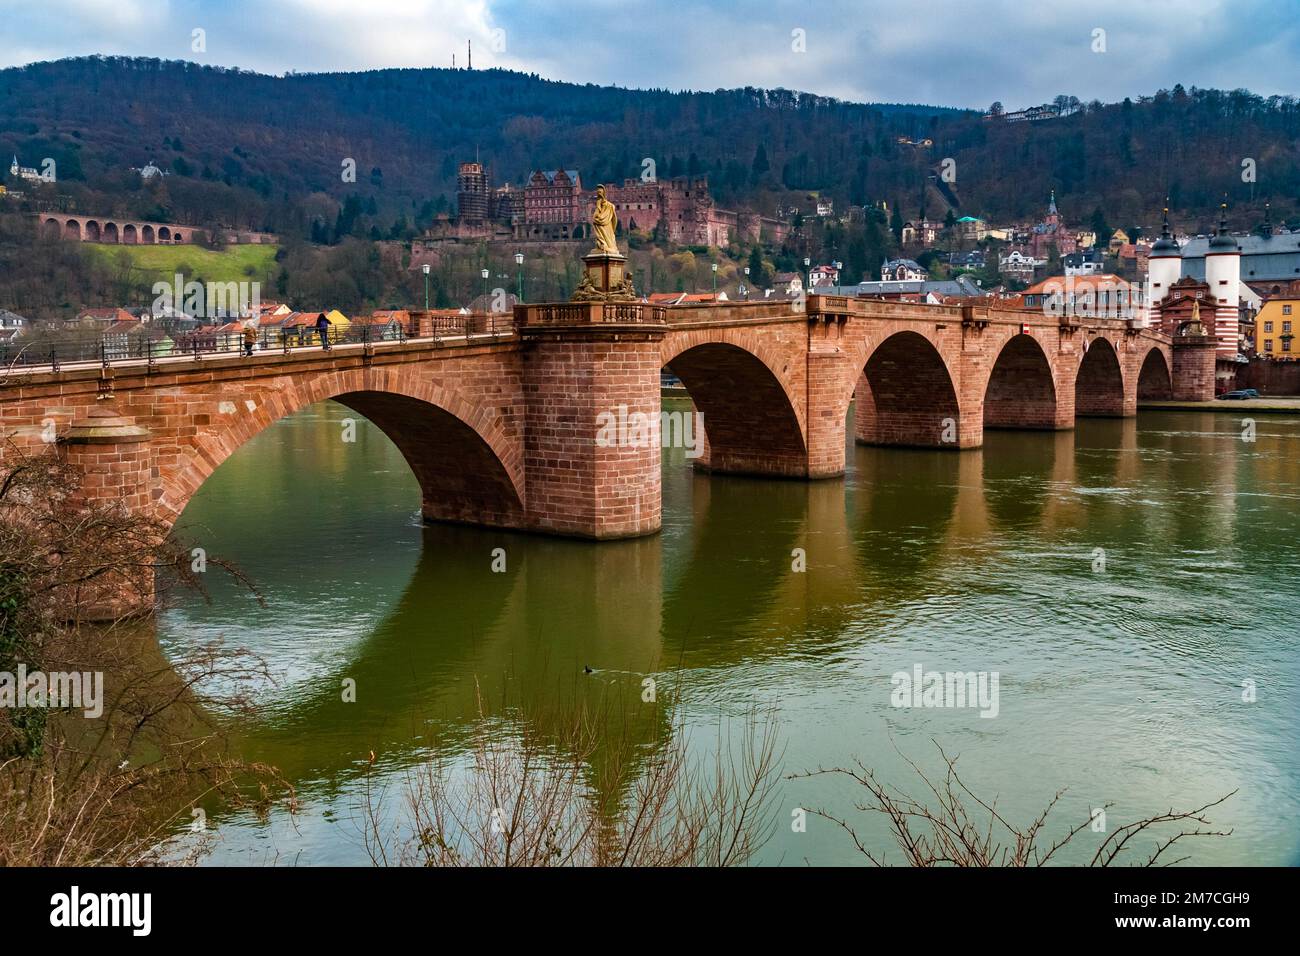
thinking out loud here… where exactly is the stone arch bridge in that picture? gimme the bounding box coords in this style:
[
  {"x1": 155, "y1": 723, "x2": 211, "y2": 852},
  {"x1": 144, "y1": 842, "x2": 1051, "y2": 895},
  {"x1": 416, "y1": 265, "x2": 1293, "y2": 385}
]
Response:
[
  {"x1": 0, "y1": 296, "x2": 1215, "y2": 547},
  {"x1": 37, "y1": 212, "x2": 197, "y2": 245}
]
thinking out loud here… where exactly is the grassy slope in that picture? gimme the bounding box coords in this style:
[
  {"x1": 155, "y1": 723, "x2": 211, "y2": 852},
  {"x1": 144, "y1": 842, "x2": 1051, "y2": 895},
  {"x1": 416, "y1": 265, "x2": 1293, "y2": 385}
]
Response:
[{"x1": 83, "y1": 243, "x2": 280, "y2": 285}]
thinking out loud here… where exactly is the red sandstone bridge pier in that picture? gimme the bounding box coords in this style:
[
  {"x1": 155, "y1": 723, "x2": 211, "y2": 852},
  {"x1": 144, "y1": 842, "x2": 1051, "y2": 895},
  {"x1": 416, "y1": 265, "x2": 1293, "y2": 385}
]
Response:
[{"x1": 0, "y1": 296, "x2": 1215, "y2": 551}]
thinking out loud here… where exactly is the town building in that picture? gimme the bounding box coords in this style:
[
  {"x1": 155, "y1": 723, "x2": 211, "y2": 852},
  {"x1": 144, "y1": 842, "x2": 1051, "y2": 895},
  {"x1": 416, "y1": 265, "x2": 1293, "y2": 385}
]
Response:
[
  {"x1": 772, "y1": 273, "x2": 804, "y2": 296},
  {"x1": 880, "y1": 258, "x2": 928, "y2": 281},
  {"x1": 901, "y1": 218, "x2": 943, "y2": 247},
  {"x1": 948, "y1": 250, "x2": 987, "y2": 270},
  {"x1": 1022, "y1": 273, "x2": 1144, "y2": 318},
  {"x1": 809, "y1": 263, "x2": 840, "y2": 287},
  {"x1": 1254, "y1": 296, "x2": 1299, "y2": 359},
  {"x1": 1064, "y1": 249, "x2": 1106, "y2": 276},
  {"x1": 954, "y1": 216, "x2": 988, "y2": 242},
  {"x1": 998, "y1": 249, "x2": 1044, "y2": 280},
  {"x1": 842, "y1": 275, "x2": 988, "y2": 301},
  {"x1": 76, "y1": 307, "x2": 138, "y2": 326},
  {"x1": 8, "y1": 155, "x2": 42, "y2": 182},
  {"x1": 0, "y1": 309, "x2": 28, "y2": 345},
  {"x1": 1026, "y1": 191, "x2": 1078, "y2": 258}
]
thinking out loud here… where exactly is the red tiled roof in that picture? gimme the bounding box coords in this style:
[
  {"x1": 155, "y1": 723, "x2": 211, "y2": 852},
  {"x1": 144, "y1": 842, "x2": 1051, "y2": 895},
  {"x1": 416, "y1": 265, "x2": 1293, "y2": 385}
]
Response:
[{"x1": 78, "y1": 307, "x2": 134, "y2": 323}]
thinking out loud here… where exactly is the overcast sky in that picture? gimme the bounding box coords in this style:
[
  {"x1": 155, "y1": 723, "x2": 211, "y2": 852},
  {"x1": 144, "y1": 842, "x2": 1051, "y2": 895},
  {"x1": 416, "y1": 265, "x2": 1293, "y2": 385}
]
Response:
[{"x1": 1, "y1": 0, "x2": 1296, "y2": 110}]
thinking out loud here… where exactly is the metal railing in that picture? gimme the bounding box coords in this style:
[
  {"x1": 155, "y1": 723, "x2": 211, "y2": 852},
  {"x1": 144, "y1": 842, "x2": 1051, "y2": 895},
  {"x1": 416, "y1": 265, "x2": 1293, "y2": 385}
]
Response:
[{"x1": 0, "y1": 313, "x2": 516, "y2": 374}]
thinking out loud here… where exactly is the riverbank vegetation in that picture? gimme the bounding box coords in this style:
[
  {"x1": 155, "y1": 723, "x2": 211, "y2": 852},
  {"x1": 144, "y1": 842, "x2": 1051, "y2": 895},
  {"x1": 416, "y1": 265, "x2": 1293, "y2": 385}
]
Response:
[
  {"x1": 363, "y1": 690, "x2": 784, "y2": 867},
  {"x1": 793, "y1": 743, "x2": 1234, "y2": 867},
  {"x1": 0, "y1": 445, "x2": 284, "y2": 866}
]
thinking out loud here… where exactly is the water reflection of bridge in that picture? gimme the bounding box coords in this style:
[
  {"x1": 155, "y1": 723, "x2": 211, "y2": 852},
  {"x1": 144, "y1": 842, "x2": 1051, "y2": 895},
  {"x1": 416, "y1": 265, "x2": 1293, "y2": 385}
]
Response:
[{"x1": 188, "y1": 409, "x2": 1251, "y2": 789}]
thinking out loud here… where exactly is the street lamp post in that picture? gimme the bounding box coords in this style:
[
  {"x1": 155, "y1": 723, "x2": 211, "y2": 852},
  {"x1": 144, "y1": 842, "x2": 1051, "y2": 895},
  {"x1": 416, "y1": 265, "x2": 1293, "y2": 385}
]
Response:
[
  {"x1": 422, "y1": 263, "x2": 431, "y2": 310},
  {"x1": 803, "y1": 256, "x2": 811, "y2": 291},
  {"x1": 514, "y1": 252, "x2": 524, "y2": 303},
  {"x1": 743, "y1": 265, "x2": 750, "y2": 300},
  {"x1": 711, "y1": 261, "x2": 718, "y2": 293},
  {"x1": 480, "y1": 267, "x2": 489, "y2": 307}
]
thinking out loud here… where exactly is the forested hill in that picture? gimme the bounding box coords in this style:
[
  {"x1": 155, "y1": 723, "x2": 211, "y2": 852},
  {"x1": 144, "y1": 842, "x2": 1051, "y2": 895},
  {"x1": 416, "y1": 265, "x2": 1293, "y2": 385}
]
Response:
[{"x1": 2, "y1": 56, "x2": 1298, "y2": 240}]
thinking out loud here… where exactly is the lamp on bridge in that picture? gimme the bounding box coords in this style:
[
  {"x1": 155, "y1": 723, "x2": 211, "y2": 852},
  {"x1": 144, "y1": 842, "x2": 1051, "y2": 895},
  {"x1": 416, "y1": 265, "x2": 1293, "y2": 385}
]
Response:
[
  {"x1": 422, "y1": 263, "x2": 431, "y2": 310},
  {"x1": 480, "y1": 267, "x2": 489, "y2": 307},
  {"x1": 514, "y1": 252, "x2": 525, "y2": 303}
]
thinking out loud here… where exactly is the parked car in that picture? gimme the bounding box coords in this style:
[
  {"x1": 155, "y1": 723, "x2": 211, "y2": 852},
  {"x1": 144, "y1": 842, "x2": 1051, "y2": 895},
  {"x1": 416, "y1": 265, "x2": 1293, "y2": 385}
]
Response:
[{"x1": 1217, "y1": 389, "x2": 1261, "y2": 400}]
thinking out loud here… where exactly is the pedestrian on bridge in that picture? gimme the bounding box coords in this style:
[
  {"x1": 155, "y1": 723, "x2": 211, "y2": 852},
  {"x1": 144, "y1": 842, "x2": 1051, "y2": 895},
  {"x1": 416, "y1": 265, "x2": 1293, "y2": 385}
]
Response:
[
  {"x1": 242, "y1": 323, "x2": 257, "y2": 358},
  {"x1": 315, "y1": 313, "x2": 332, "y2": 351}
]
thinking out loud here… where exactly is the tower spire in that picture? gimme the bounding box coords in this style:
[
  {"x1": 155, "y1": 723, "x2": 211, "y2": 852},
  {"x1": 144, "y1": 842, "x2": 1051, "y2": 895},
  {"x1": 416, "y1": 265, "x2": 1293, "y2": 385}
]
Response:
[
  {"x1": 1218, "y1": 197, "x2": 1229, "y2": 236},
  {"x1": 1048, "y1": 189, "x2": 1057, "y2": 216},
  {"x1": 1161, "y1": 196, "x2": 1171, "y2": 239}
]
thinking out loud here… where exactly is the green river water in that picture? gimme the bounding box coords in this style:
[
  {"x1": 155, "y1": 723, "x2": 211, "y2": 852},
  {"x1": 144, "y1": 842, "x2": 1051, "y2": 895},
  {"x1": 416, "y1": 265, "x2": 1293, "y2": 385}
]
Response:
[{"x1": 154, "y1": 400, "x2": 1300, "y2": 866}]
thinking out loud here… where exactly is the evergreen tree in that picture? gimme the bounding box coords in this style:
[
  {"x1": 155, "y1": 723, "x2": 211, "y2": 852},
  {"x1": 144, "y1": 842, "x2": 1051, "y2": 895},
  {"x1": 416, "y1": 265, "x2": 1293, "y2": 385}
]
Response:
[
  {"x1": 889, "y1": 204, "x2": 904, "y2": 243},
  {"x1": 750, "y1": 143, "x2": 769, "y2": 184}
]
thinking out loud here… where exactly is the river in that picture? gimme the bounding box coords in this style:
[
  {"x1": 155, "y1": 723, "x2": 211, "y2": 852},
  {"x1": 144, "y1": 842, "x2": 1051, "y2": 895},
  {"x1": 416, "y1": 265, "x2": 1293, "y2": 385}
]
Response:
[{"x1": 155, "y1": 399, "x2": 1300, "y2": 866}]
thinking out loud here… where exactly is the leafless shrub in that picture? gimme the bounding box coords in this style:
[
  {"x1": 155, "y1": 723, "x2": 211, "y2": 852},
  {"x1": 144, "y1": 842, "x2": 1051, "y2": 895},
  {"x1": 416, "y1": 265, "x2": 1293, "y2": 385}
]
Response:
[
  {"x1": 364, "y1": 685, "x2": 782, "y2": 867},
  {"x1": 0, "y1": 445, "x2": 287, "y2": 866},
  {"x1": 793, "y1": 742, "x2": 1234, "y2": 867}
]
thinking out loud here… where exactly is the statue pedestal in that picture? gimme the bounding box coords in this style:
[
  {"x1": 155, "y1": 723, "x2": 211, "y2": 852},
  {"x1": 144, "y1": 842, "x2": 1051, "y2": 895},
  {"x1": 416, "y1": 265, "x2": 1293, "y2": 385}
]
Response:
[{"x1": 572, "y1": 251, "x2": 636, "y2": 302}]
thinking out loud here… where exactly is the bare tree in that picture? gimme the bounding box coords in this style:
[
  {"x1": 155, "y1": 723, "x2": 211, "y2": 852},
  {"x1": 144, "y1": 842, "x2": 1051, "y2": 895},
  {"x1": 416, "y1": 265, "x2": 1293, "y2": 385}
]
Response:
[
  {"x1": 364, "y1": 686, "x2": 783, "y2": 867},
  {"x1": 793, "y1": 742, "x2": 1233, "y2": 867},
  {"x1": 0, "y1": 445, "x2": 289, "y2": 866}
]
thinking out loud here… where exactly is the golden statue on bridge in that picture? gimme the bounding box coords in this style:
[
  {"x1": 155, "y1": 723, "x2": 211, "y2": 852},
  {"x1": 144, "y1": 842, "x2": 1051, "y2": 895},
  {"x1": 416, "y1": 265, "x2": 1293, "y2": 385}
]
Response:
[
  {"x1": 572, "y1": 183, "x2": 636, "y2": 302},
  {"x1": 590, "y1": 184, "x2": 620, "y2": 256}
]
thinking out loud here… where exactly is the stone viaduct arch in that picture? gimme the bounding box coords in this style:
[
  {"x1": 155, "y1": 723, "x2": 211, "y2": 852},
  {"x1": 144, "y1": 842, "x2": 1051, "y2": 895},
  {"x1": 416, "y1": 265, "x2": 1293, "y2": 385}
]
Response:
[
  {"x1": 33, "y1": 213, "x2": 194, "y2": 245},
  {"x1": 827, "y1": 299, "x2": 1180, "y2": 453},
  {"x1": 660, "y1": 327, "x2": 807, "y2": 476},
  {"x1": 152, "y1": 367, "x2": 525, "y2": 533}
]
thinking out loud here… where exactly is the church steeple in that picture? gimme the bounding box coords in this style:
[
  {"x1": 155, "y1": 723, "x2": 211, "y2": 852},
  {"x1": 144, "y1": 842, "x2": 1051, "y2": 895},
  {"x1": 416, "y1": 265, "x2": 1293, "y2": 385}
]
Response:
[{"x1": 1048, "y1": 189, "x2": 1058, "y2": 216}]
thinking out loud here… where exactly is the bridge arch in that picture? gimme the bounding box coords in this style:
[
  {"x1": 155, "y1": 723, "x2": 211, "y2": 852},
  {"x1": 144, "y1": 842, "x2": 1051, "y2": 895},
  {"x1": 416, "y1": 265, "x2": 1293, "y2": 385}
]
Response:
[
  {"x1": 84, "y1": 220, "x2": 101, "y2": 242},
  {"x1": 1136, "y1": 346, "x2": 1173, "y2": 400},
  {"x1": 103, "y1": 221, "x2": 119, "y2": 243},
  {"x1": 142, "y1": 224, "x2": 156, "y2": 244},
  {"x1": 158, "y1": 370, "x2": 525, "y2": 532},
  {"x1": 43, "y1": 217, "x2": 61, "y2": 239},
  {"x1": 1075, "y1": 336, "x2": 1125, "y2": 417},
  {"x1": 854, "y1": 329, "x2": 964, "y2": 448},
  {"x1": 64, "y1": 219, "x2": 81, "y2": 240},
  {"x1": 660, "y1": 330, "x2": 807, "y2": 476},
  {"x1": 983, "y1": 332, "x2": 1061, "y2": 430},
  {"x1": 123, "y1": 224, "x2": 138, "y2": 244}
]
